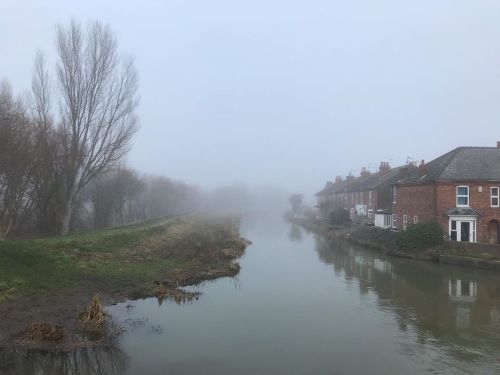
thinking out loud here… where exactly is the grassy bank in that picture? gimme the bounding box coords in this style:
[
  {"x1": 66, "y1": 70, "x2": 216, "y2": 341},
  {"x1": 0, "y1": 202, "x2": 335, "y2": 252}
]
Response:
[{"x1": 0, "y1": 214, "x2": 249, "y2": 303}]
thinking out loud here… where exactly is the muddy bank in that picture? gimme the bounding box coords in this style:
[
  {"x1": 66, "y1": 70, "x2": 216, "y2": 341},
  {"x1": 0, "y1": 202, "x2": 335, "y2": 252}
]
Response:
[{"x1": 0, "y1": 214, "x2": 251, "y2": 352}]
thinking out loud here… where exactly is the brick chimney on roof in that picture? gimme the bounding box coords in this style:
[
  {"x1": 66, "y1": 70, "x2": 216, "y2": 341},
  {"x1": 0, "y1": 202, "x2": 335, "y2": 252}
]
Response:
[
  {"x1": 360, "y1": 167, "x2": 370, "y2": 177},
  {"x1": 345, "y1": 174, "x2": 356, "y2": 182},
  {"x1": 497, "y1": 141, "x2": 500, "y2": 149},
  {"x1": 379, "y1": 162, "x2": 390, "y2": 176},
  {"x1": 399, "y1": 166, "x2": 409, "y2": 178},
  {"x1": 335, "y1": 175, "x2": 343, "y2": 184},
  {"x1": 418, "y1": 159, "x2": 427, "y2": 177}
]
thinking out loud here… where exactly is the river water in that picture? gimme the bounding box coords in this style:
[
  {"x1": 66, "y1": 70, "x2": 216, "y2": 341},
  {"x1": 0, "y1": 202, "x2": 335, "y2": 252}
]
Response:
[{"x1": 9, "y1": 214, "x2": 500, "y2": 374}]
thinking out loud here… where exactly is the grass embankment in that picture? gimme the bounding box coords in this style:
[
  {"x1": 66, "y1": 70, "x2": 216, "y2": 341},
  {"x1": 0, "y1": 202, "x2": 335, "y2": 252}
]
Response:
[{"x1": 0, "y1": 214, "x2": 248, "y2": 303}]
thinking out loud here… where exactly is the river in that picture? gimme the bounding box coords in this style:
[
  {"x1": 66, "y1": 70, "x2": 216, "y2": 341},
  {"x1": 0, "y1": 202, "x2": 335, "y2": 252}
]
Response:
[{"x1": 9, "y1": 214, "x2": 500, "y2": 374}]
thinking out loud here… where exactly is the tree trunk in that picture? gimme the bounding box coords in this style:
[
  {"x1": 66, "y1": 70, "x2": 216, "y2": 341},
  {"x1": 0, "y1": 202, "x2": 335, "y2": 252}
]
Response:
[{"x1": 60, "y1": 200, "x2": 73, "y2": 235}]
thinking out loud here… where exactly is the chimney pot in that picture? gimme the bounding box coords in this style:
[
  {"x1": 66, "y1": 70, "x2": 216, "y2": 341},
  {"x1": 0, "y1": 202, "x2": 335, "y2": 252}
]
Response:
[{"x1": 379, "y1": 162, "x2": 391, "y2": 176}]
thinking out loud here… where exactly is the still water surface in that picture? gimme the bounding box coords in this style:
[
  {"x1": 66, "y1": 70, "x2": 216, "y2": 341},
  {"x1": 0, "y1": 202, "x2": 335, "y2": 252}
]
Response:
[{"x1": 14, "y1": 215, "x2": 500, "y2": 374}]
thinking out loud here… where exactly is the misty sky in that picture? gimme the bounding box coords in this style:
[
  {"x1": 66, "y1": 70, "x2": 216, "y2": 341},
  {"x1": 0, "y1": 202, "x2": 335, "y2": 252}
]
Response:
[{"x1": 2, "y1": 1, "x2": 500, "y2": 198}]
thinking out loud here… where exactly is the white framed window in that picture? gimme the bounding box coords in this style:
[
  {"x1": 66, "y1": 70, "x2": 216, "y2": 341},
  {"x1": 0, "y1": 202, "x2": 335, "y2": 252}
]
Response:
[
  {"x1": 393, "y1": 187, "x2": 397, "y2": 203},
  {"x1": 456, "y1": 186, "x2": 469, "y2": 207},
  {"x1": 384, "y1": 214, "x2": 392, "y2": 227},
  {"x1": 413, "y1": 215, "x2": 418, "y2": 224},
  {"x1": 491, "y1": 187, "x2": 499, "y2": 207},
  {"x1": 392, "y1": 214, "x2": 397, "y2": 225},
  {"x1": 403, "y1": 214, "x2": 408, "y2": 230},
  {"x1": 368, "y1": 190, "x2": 373, "y2": 205}
]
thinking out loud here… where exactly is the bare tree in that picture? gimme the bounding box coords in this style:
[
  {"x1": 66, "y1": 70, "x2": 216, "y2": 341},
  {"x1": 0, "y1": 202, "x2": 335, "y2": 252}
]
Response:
[
  {"x1": 33, "y1": 20, "x2": 139, "y2": 234},
  {"x1": 0, "y1": 82, "x2": 37, "y2": 239}
]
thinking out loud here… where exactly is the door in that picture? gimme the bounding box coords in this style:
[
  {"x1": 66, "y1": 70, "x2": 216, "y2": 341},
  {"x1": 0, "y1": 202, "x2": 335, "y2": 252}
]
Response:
[{"x1": 460, "y1": 222, "x2": 470, "y2": 242}]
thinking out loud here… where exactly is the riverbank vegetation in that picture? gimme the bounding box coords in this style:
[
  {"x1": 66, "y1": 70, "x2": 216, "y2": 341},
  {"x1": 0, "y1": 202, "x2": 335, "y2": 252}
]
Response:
[
  {"x1": 0, "y1": 214, "x2": 249, "y2": 346},
  {"x1": 0, "y1": 214, "x2": 248, "y2": 303}
]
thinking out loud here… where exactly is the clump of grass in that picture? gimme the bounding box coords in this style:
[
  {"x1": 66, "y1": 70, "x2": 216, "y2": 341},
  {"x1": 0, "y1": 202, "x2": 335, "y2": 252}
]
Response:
[
  {"x1": 79, "y1": 294, "x2": 107, "y2": 329},
  {"x1": 153, "y1": 281, "x2": 200, "y2": 305},
  {"x1": 22, "y1": 322, "x2": 65, "y2": 343}
]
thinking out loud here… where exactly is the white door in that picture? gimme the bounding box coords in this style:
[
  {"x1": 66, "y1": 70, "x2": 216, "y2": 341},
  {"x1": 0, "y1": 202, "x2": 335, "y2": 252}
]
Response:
[{"x1": 449, "y1": 218, "x2": 476, "y2": 242}]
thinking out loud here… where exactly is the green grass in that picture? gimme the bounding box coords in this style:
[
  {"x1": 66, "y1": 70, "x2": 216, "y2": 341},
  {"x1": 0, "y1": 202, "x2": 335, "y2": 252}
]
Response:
[{"x1": 0, "y1": 215, "x2": 238, "y2": 302}]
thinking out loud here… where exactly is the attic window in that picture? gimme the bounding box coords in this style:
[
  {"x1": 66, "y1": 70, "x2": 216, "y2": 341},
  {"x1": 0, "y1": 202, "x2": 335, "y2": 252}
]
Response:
[{"x1": 456, "y1": 186, "x2": 469, "y2": 207}]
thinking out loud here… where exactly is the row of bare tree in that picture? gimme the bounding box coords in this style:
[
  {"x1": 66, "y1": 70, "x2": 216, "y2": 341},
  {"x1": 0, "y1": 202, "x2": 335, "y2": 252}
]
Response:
[{"x1": 0, "y1": 20, "x2": 200, "y2": 239}]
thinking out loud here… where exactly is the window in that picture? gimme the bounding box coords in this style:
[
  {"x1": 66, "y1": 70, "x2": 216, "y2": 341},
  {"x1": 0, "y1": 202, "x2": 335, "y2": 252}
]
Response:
[
  {"x1": 456, "y1": 186, "x2": 469, "y2": 207},
  {"x1": 392, "y1": 214, "x2": 397, "y2": 225},
  {"x1": 491, "y1": 187, "x2": 499, "y2": 207},
  {"x1": 403, "y1": 214, "x2": 408, "y2": 230},
  {"x1": 393, "y1": 187, "x2": 397, "y2": 203},
  {"x1": 384, "y1": 214, "x2": 392, "y2": 227},
  {"x1": 368, "y1": 190, "x2": 373, "y2": 205},
  {"x1": 413, "y1": 215, "x2": 418, "y2": 224},
  {"x1": 450, "y1": 220, "x2": 457, "y2": 241}
]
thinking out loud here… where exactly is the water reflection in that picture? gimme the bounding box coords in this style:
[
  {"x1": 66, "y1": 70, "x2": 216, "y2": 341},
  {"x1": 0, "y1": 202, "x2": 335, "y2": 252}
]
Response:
[
  {"x1": 0, "y1": 341, "x2": 127, "y2": 375},
  {"x1": 314, "y1": 234, "x2": 500, "y2": 366}
]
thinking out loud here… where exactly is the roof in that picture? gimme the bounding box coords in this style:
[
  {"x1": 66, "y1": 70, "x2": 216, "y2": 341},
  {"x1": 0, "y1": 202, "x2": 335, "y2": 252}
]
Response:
[
  {"x1": 447, "y1": 207, "x2": 479, "y2": 216},
  {"x1": 399, "y1": 147, "x2": 500, "y2": 184}
]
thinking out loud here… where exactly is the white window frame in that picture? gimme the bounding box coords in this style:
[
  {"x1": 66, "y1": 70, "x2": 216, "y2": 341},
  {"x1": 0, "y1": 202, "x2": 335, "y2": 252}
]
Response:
[
  {"x1": 393, "y1": 187, "x2": 397, "y2": 204},
  {"x1": 413, "y1": 215, "x2": 418, "y2": 224},
  {"x1": 368, "y1": 190, "x2": 373, "y2": 205},
  {"x1": 392, "y1": 214, "x2": 397, "y2": 226},
  {"x1": 403, "y1": 214, "x2": 408, "y2": 230},
  {"x1": 449, "y1": 217, "x2": 476, "y2": 243},
  {"x1": 491, "y1": 187, "x2": 499, "y2": 207},
  {"x1": 456, "y1": 186, "x2": 469, "y2": 207},
  {"x1": 383, "y1": 214, "x2": 392, "y2": 227}
]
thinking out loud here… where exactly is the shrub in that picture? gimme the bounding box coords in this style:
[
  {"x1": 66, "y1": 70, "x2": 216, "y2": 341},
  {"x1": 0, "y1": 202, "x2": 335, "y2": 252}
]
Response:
[
  {"x1": 329, "y1": 208, "x2": 351, "y2": 226},
  {"x1": 396, "y1": 222, "x2": 443, "y2": 251},
  {"x1": 350, "y1": 227, "x2": 398, "y2": 250}
]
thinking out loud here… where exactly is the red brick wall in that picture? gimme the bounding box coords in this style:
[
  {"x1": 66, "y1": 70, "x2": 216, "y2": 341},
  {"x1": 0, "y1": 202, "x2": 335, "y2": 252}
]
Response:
[
  {"x1": 436, "y1": 182, "x2": 500, "y2": 243},
  {"x1": 393, "y1": 184, "x2": 436, "y2": 229}
]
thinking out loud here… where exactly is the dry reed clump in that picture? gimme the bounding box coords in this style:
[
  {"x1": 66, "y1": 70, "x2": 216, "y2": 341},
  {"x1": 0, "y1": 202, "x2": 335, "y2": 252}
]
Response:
[
  {"x1": 153, "y1": 281, "x2": 200, "y2": 305},
  {"x1": 21, "y1": 322, "x2": 65, "y2": 343},
  {"x1": 79, "y1": 294, "x2": 107, "y2": 329}
]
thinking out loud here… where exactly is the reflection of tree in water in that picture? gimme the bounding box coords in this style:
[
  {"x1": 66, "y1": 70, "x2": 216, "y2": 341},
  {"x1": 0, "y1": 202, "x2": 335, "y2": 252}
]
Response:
[
  {"x1": 1, "y1": 340, "x2": 127, "y2": 375},
  {"x1": 288, "y1": 224, "x2": 303, "y2": 242},
  {"x1": 313, "y1": 234, "x2": 500, "y2": 367}
]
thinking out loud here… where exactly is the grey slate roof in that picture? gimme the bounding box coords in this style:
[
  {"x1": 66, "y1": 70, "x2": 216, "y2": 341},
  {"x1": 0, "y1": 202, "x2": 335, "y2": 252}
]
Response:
[
  {"x1": 447, "y1": 207, "x2": 479, "y2": 216},
  {"x1": 400, "y1": 147, "x2": 500, "y2": 183}
]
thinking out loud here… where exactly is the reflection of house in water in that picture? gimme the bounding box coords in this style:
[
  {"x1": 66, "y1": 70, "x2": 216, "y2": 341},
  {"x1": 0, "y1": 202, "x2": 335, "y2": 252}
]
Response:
[
  {"x1": 448, "y1": 279, "x2": 477, "y2": 303},
  {"x1": 448, "y1": 278, "x2": 478, "y2": 330},
  {"x1": 313, "y1": 234, "x2": 500, "y2": 364}
]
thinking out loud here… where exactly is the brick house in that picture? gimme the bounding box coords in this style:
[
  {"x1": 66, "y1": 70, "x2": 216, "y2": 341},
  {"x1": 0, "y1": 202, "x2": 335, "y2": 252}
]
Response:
[
  {"x1": 392, "y1": 146, "x2": 500, "y2": 244},
  {"x1": 316, "y1": 162, "x2": 408, "y2": 223}
]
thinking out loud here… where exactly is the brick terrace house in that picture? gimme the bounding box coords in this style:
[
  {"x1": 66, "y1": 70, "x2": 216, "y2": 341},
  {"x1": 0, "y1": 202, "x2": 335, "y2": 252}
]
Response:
[
  {"x1": 392, "y1": 145, "x2": 500, "y2": 244},
  {"x1": 316, "y1": 162, "x2": 412, "y2": 224}
]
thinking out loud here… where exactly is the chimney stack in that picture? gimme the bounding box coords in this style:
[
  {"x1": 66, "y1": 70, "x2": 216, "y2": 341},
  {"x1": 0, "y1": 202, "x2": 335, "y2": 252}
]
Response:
[
  {"x1": 399, "y1": 166, "x2": 409, "y2": 178},
  {"x1": 346, "y1": 173, "x2": 356, "y2": 182},
  {"x1": 418, "y1": 159, "x2": 427, "y2": 177},
  {"x1": 360, "y1": 167, "x2": 370, "y2": 177},
  {"x1": 335, "y1": 175, "x2": 343, "y2": 184},
  {"x1": 497, "y1": 141, "x2": 500, "y2": 149},
  {"x1": 379, "y1": 162, "x2": 390, "y2": 176}
]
